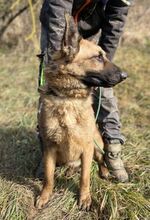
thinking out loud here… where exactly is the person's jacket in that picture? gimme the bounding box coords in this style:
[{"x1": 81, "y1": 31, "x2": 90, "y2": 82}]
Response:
[{"x1": 40, "y1": 0, "x2": 132, "y2": 60}]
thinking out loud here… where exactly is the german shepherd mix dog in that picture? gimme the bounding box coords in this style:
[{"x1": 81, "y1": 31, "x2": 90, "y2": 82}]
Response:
[{"x1": 36, "y1": 15, "x2": 127, "y2": 210}]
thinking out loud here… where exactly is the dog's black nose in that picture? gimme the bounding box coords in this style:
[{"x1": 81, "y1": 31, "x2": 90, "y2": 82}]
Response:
[{"x1": 121, "y1": 72, "x2": 128, "y2": 80}]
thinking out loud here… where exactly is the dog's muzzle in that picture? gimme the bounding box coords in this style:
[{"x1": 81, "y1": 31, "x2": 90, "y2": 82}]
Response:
[
  {"x1": 80, "y1": 67, "x2": 128, "y2": 88},
  {"x1": 120, "y1": 72, "x2": 128, "y2": 80}
]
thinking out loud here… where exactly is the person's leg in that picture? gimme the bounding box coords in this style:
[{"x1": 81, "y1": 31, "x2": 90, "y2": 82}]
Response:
[
  {"x1": 93, "y1": 87, "x2": 128, "y2": 182},
  {"x1": 35, "y1": 25, "x2": 48, "y2": 179},
  {"x1": 35, "y1": 96, "x2": 44, "y2": 179}
]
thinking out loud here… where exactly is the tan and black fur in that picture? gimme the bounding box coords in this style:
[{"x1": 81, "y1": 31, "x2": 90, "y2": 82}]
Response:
[{"x1": 36, "y1": 14, "x2": 127, "y2": 210}]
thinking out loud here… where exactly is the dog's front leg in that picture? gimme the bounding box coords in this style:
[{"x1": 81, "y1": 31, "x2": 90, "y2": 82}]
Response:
[
  {"x1": 36, "y1": 148, "x2": 56, "y2": 209},
  {"x1": 79, "y1": 146, "x2": 93, "y2": 211}
]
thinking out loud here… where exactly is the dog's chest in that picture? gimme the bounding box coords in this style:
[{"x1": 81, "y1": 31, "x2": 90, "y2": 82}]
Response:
[
  {"x1": 40, "y1": 98, "x2": 95, "y2": 163},
  {"x1": 47, "y1": 100, "x2": 88, "y2": 141}
]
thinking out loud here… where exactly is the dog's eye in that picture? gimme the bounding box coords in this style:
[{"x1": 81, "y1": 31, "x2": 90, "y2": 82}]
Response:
[{"x1": 96, "y1": 55, "x2": 103, "y2": 63}]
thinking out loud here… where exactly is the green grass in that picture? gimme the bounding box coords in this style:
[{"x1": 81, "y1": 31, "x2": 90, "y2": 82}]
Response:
[{"x1": 0, "y1": 43, "x2": 150, "y2": 220}]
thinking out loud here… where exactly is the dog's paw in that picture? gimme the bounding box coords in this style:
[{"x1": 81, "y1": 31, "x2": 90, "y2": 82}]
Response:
[
  {"x1": 79, "y1": 193, "x2": 92, "y2": 211},
  {"x1": 99, "y1": 164, "x2": 110, "y2": 179},
  {"x1": 35, "y1": 195, "x2": 49, "y2": 209}
]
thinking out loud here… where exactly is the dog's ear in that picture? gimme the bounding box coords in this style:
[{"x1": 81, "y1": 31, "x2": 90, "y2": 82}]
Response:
[{"x1": 62, "y1": 13, "x2": 81, "y2": 62}]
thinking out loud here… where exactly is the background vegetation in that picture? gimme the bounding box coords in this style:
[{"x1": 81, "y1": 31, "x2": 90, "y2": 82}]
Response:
[{"x1": 0, "y1": 0, "x2": 150, "y2": 219}]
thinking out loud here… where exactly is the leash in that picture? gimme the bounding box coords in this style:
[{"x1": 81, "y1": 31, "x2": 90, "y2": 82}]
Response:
[
  {"x1": 95, "y1": 87, "x2": 101, "y2": 121},
  {"x1": 39, "y1": 61, "x2": 45, "y2": 86},
  {"x1": 74, "y1": 0, "x2": 92, "y2": 23},
  {"x1": 37, "y1": 53, "x2": 45, "y2": 87},
  {"x1": 94, "y1": 87, "x2": 104, "y2": 154}
]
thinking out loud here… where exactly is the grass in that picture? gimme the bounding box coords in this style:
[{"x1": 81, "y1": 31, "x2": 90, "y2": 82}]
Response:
[{"x1": 0, "y1": 42, "x2": 150, "y2": 220}]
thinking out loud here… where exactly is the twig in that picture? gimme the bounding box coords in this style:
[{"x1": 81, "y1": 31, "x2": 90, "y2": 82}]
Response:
[
  {"x1": 10, "y1": 0, "x2": 21, "y2": 10},
  {"x1": 0, "y1": 5, "x2": 29, "y2": 38},
  {"x1": 25, "y1": 0, "x2": 36, "y2": 41}
]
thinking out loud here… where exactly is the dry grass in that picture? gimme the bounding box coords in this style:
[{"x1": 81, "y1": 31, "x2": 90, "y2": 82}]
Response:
[
  {"x1": 122, "y1": 0, "x2": 150, "y2": 45},
  {"x1": 0, "y1": 40, "x2": 150, "y2": 220}
]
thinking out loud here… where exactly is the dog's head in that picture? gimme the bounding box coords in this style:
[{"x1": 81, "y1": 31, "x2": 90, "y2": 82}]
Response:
[{"x1": 42, "y1": 14, "x2": 127, "y2": 95}]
